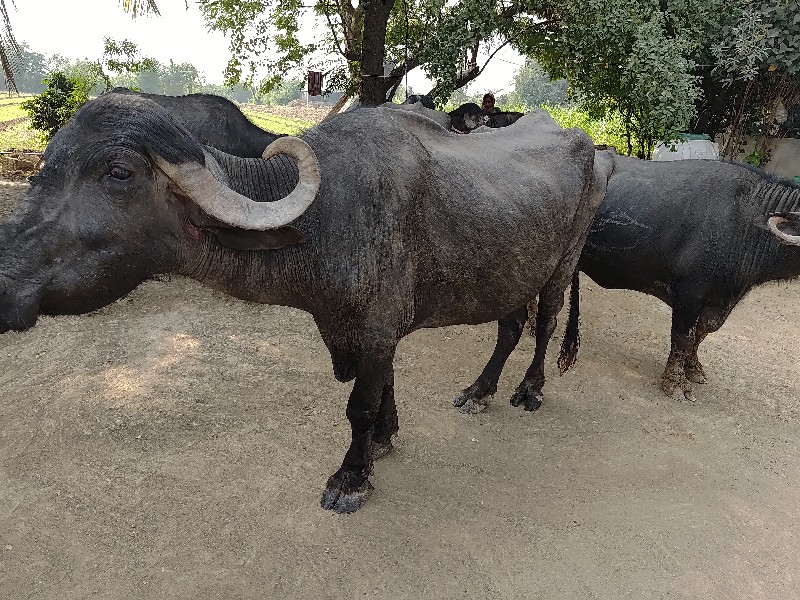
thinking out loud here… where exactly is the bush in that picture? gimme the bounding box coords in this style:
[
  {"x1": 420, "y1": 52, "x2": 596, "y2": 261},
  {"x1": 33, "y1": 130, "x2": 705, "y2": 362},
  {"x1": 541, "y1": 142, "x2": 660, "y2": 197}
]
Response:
[
  {"x1": 21, "y1": 72, "x2": 92, "y2": 140},
  {"x1": 543, "y1": 105, "x2": 630, "y2": 154}
]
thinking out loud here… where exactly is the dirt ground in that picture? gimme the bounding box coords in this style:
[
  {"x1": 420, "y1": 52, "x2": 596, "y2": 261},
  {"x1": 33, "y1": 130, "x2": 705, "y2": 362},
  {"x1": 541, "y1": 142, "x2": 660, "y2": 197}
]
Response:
[{"x1": 0, "y1": 179, "x2": 798, "y2": 600}]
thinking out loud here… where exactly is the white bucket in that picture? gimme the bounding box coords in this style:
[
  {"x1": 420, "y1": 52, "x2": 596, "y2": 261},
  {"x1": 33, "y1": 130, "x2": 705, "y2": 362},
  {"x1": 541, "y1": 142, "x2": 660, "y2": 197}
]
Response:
[{"x1": 652, "y1": 139, "x2": 720, "y2": 161}]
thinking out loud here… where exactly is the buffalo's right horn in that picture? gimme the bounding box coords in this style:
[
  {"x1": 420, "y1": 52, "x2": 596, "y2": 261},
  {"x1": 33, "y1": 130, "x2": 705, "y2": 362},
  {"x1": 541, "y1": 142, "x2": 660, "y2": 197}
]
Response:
[
  {"x1": 767, "y1": 215, "x2": 800, "y2": 246},
  {"x1": 156, "y1": 136, "x2": 320, "y2": 230}
]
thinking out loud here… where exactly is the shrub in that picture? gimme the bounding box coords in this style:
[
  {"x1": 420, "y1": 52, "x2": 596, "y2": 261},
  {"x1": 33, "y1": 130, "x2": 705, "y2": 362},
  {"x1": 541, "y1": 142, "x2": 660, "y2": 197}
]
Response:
[
  {"x1": 21, "y1": 72, "x2": 92, "y2": 140},
  {"x1": 543, "y1": 104, "x2": 630, "y2": 155}
]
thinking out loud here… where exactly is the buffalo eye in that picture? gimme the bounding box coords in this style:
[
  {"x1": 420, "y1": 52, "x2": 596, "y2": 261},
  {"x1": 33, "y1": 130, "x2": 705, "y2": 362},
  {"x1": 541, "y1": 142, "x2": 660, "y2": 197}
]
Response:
[{"x1": 109, "y1": 165, "x2": 133, "y2": 180}]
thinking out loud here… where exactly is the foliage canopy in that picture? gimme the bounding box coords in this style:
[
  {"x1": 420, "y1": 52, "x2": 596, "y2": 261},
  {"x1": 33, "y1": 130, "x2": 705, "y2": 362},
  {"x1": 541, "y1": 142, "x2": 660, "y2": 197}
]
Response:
[{"x1": 21, "y1": 71, "x2": 92, "y2": 140}]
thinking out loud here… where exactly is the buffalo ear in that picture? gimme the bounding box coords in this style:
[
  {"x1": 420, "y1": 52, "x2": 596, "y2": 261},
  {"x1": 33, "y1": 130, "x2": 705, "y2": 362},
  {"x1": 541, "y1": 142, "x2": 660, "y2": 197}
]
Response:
[{"x1": 211, "y1": 225, "x2": 309, "y2": 250}]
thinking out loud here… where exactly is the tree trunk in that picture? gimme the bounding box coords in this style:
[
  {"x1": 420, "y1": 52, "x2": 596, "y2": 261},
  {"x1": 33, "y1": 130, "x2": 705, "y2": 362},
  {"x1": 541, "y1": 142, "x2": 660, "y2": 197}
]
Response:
[{"x1": 359, "y1": 0, "x2": 396, "y2": 106}]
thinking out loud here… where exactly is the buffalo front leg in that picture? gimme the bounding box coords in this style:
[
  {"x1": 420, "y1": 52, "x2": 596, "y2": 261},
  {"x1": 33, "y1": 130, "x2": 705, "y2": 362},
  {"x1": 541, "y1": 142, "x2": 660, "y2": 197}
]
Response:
[
  {"x1": 661, "y1": 301, "x2": 702, "y2": 400},
  {"x1": 453, "y1": 305, "x2": 528, "y2": 414},
  {"x1": 321, "y1": 345, "x2": 396, "y2": 513},
  {"x1": 685, "y1": 305, "x2": 730, "y2": 384},
  {"x1": 510, "y1": 285, "x2": 564, "y2": 411},
  {"x1": 684, "y1": 332, "x2": 708, "y2": 384}
]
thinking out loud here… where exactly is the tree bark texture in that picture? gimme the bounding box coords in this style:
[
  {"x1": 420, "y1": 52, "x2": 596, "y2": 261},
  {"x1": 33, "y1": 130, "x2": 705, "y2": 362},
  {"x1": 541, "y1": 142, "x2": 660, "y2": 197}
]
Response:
[{"x1": 359, "y1": 0, "x2": 396, "y2": 105}]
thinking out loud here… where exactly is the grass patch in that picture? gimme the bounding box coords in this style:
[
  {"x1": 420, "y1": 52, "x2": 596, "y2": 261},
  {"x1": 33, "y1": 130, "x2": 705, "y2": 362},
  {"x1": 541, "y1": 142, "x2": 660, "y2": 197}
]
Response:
[
  {"x1": 0, "y1": 95, "x2": 34, "y2": 122},
  {"x1": 542, "y1": 105, "x2": 629, "y2": 154},
  {"x1": 0, "y1": 121, "x2": 45, "y2": 152},
  {"x1": 241, "y1": 109, "x2": 316, "y2": 136}
]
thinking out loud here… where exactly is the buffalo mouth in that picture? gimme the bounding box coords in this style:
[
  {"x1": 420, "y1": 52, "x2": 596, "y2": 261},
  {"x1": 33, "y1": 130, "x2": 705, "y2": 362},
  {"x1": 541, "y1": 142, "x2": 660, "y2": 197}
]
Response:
[
  {"x1": 0, "y1": 276, "x2": 43, "y2": 333},
  {"x1": 0, "y1": 305, "x2": 40, "y2": 333}
]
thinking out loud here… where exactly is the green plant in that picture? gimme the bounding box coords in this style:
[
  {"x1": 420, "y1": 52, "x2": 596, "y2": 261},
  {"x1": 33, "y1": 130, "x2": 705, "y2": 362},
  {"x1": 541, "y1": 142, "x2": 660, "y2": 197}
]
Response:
[
  {"x1": 744, "y1": 148, "x2": 763, "y2": 166},
  {"x1": 21, "y1": 72, "x2": 92, "y2": 140},
  {"x1": 543, "y1": 104, "x2": 629, "y2": 155}
]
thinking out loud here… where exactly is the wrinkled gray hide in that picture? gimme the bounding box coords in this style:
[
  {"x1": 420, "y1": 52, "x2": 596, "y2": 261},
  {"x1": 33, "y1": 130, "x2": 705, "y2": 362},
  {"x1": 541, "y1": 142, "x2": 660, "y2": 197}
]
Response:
[
  {"x1": 0, "y1": 94, "x2": 609, "y2": 513},
  {"x1": 380, "y1": 101, "x2": 452, "y2": 130}
]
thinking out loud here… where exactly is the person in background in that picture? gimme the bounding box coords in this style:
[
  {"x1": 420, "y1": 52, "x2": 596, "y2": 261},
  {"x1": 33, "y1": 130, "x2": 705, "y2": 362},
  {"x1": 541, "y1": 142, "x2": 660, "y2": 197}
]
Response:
[{"x1": 482, "y1": 92, "x2": 498, "y2": 115}]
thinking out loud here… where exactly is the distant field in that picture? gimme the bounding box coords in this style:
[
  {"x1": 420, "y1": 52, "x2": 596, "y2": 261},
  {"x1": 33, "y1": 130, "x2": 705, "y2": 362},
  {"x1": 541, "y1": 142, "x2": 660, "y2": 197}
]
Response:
[
  {"x1": 0, "y1": 121, "x2": 43, "y2": 152},
  {"x1": 0, "y1": 95, "x2": 40, "y2": 152},
  {"x1": 240, "y1": 108, "x2": 319, "y2": 136},
  {"x1": 0, "y1": 95, "x2": 32, "y2": 121}
]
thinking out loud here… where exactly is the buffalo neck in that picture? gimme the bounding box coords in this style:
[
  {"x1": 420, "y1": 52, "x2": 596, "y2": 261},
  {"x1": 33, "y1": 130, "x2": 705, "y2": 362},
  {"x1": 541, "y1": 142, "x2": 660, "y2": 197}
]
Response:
[{"x1": 178, "y1": 149, "x2": 318, "y2": 311}]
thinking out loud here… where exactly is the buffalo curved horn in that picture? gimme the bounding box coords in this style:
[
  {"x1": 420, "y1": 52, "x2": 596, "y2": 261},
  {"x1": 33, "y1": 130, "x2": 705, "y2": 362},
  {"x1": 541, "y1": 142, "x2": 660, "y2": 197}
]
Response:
[
  {"x1": 155, "y1": 136, "x2": 320, "y2": 230},
  {"x1": 767, "y1": 215, "x2": 800, "y2": 246}
]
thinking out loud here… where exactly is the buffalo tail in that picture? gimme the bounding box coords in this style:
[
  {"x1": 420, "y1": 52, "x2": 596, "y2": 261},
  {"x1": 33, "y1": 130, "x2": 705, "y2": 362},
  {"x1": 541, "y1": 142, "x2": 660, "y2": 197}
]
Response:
[{"x1": 557, "y1": 270, "x2": 581, "y2": 374}]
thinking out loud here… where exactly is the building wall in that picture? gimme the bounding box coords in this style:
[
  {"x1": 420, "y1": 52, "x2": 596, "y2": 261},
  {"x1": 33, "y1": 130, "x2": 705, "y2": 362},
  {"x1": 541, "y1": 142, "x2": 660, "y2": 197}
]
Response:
[
  {"x1": 718, "y1": 135, "x2": 800, "y2": 180},
  {"x1": 763, "y1": 138, "x2": 800, "y2": 180}
]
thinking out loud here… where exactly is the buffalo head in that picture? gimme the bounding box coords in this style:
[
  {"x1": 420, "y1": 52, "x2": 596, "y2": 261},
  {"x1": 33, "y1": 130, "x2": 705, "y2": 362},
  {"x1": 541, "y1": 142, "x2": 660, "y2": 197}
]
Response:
[{"x1": 0, "y1": 93, "x2": 320, "y2": 333}]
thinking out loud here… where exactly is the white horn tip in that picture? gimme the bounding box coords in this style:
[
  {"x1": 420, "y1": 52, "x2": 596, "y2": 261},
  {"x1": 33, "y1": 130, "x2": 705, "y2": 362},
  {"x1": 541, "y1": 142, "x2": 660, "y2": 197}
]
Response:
[{"x1": 768, "y1": 215, "x2": 800, "y2": 245}]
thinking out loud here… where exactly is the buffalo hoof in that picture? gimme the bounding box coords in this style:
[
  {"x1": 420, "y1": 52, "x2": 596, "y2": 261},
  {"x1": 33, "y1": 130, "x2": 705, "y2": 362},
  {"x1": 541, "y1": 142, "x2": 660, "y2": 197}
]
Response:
[
  {"x1": 457, "y1": 398, "x2": 488, "y2": 414},
  {"x1": 510, "y1": 387, "x2": 543, "y2": 411},
  {"x1": 452, "y1": 391, "x2": 470, "y2": 408},
  {"x1": 685, "y1": 365, "x2": 707, "y2": 385},
  {"x1": 320, "y1": 470, "x2": 373, "y2": 514},
  {"x1": 660, "y1": 375, "x2": 697, "y2": 402},
  {"x1": 453, "y1": 380, "x2": 496, "y2": 411},
  {"x1": 370, "y1": 439, "x2": 394, "y2": 460},
  {"x1": 660, "y1": 374, "x2": 680, "y2": 397}
]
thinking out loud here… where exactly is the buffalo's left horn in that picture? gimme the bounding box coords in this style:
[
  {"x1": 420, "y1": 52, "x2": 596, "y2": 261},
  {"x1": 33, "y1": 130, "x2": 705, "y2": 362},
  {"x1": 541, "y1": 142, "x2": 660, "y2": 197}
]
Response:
[
  {"x1": 767, "y1": 215, "x2": 800, "y2": 246},
  {"x1": 155, "y1": 136, "x2": 320, "y2": 230}
]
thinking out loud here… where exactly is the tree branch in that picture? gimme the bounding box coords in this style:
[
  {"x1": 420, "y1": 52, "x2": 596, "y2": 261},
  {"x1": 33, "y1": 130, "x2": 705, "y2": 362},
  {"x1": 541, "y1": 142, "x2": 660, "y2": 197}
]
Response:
[{"x1": 321, "y1": 2, "x2": 349, "y2": 60}]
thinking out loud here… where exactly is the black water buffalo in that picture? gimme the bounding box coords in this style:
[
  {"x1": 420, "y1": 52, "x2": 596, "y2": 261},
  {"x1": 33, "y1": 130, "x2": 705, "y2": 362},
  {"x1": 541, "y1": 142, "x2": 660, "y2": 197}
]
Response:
[
  {"x1": 109, "y1": 87, "x2": 282, "y2": 157},
  {"x1": 0, "y1": 94, "x2": 609, "y2": 512},
  {"x1": 448, "y1": 102, "x2": 487, "y2": 133},
  {"x1": 487, "y1": 111, "x2": 525, "y2": 129},
  {"x1": 578, "y1": 156, "x2": 800, "y2": 399},
  {"x1": 385, "y1": 101, "x2": 494, "y2": 134},
  {"x1": 456, "y1": 152, "x2": 800, "y2": 411},
  {"x1": 402, "y1": 94, "x2": 435, "y2": 109}
]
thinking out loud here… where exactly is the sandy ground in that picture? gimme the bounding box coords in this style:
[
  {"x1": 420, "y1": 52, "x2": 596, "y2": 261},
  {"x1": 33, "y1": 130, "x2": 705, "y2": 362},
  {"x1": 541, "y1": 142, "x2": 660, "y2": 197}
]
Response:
[{"x1": 0, "y1": 180, "x2": 798, "y2": 599}]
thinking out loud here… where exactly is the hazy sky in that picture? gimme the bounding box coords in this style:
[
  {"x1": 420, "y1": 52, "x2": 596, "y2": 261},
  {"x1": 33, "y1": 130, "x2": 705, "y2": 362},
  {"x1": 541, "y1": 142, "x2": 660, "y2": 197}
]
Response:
[{"x1": 10, "y1": 0, "x2": 522, "y2": 94}]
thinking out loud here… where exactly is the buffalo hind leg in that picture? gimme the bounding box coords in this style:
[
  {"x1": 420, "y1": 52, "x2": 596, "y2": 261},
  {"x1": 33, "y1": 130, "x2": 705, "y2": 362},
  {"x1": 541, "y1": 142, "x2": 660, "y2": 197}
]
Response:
[
  {"x1": 321, "y1": 344, "x2": 396, "y2": 513},
  {"x1": 371, "y1": 381, "x2": 398, "y2": 459},
  {"x1": 510, "y1": 284, "x2": 565, "y2": 411},
  {"x1": 453, "y1": 305, "x2": 528, "y2": 414}
]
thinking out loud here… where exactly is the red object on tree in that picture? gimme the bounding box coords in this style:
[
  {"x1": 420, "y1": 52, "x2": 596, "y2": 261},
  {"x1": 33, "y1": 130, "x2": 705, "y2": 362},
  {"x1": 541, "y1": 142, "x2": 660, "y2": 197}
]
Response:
[{"x1": 307, "y1": 71, "x2": 323, "y2": 96}]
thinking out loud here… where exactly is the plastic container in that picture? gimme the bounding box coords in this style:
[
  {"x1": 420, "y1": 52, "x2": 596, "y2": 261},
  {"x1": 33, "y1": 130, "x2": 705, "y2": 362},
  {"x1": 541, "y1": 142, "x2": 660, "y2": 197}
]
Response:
[{"x1": 652, "y1": 133, "x2": 720, "y2": 161}]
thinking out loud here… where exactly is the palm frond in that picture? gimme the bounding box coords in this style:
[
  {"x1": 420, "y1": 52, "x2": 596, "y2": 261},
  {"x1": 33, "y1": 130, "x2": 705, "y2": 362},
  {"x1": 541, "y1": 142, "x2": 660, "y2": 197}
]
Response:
[
  {"x1": 0, "y1": 0, "x2": 20, "y2": 93},
  {"x1": 120, "y1": 0, "x2": 161, "y2": 18}
]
